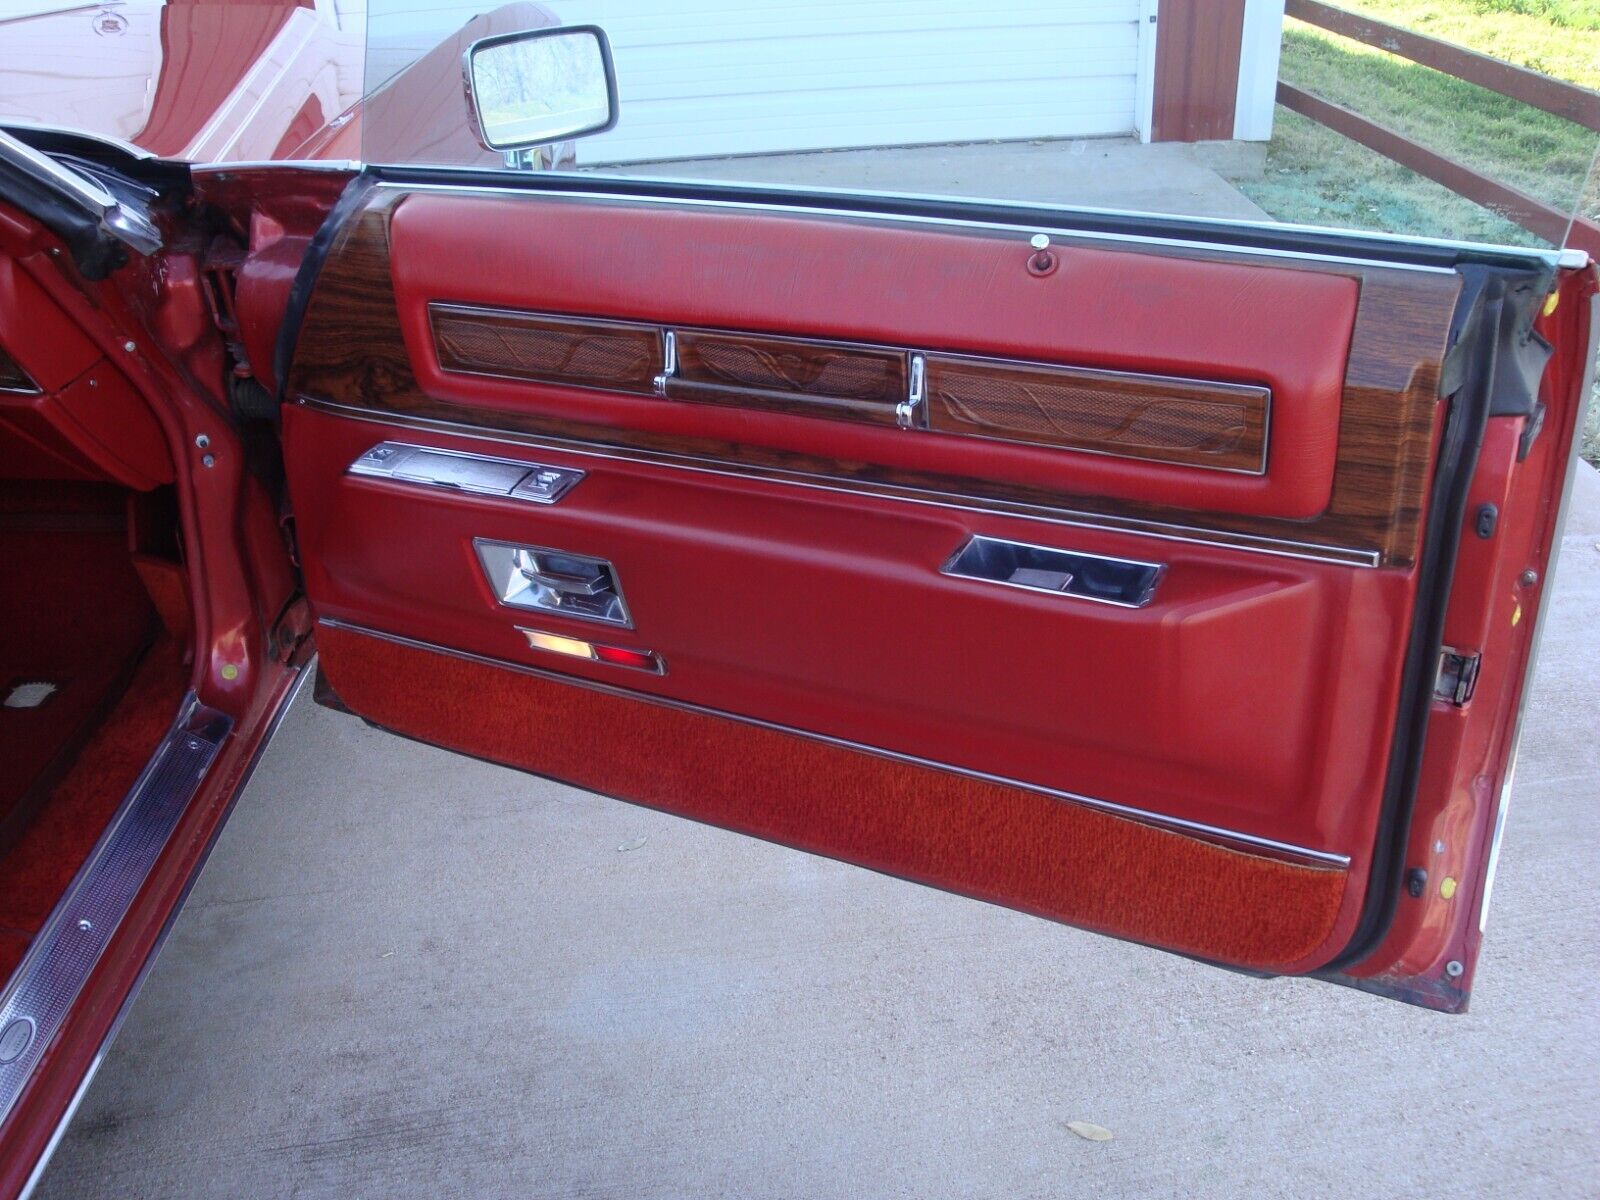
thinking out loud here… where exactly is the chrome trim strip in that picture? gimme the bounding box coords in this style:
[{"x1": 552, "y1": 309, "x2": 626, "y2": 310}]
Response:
[
  {"x1": 898, "y1": 351, "x2": 926, "y2": 430},
  {"x1": 1476, "y1": 291, "x2": 1600, "y2": 934},
  {"x1": 654, "y1": 328, "x2": 676, "y2": 396},
  {"x1": 301, "y1": 396, "x2": 1382, "y2": 568},
  {"x1": 375, "y1": 180, "x2": 1493, "y2": 275},
  {"x1": 0, "y1": 129, "x2": 161, "y2": 256},
  {"x1": 319, "y1": 617, "x2": 1351, "y2": 868},
  {"x1": 0, "y1": 694, "x2": 231, "y2": 1131},
  {"x1": 17, "y1": 663, "x2": 312, "y2": 1200}
]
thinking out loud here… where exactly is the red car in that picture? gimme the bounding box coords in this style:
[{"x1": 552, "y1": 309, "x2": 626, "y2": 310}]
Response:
[{"x1": 0, "y1": 17, "x2": 1594, "y2": 1197}]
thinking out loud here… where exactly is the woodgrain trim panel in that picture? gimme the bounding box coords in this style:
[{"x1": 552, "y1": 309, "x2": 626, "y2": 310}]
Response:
[
  {"x1": 431, "y1": 303, "x2": 659, "y2": 394},
  {"x1": 923, "y1": 353, "x2": 1270, "y2": 473},
  {"x1": 285, "y1": 188, "x2": 1460, "y2": 567},
  {"x1": 666, "y1": 328, "x2": 907, "y2": 427}
]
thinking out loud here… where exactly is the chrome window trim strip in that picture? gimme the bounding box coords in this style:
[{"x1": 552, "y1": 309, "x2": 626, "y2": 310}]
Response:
[
  {"x1": 375, "y1": 180, "x2": 1491, "y2": 276},
  {"x1": 300, "y1": 396, "x2": 1382, "y2": 567},
  {"x1": 0, "y1": 694, "x2": 231, "y2": 1132},
  {"x1": 319, "y1": 616, "x2": 1351, "y2": 868}
]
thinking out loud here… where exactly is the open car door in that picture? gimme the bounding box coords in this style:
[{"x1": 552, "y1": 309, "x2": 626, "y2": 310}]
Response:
[
  {"x1": 265, "y1": 166, "x2": 1594, "y2": 1013},
  {"x1": 0, "y1": 24, "x2": 1596, "y2": 1196}
]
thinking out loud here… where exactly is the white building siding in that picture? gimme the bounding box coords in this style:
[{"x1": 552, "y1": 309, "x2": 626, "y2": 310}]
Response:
[{"x1": 365, "y1": 0, "x2": 1147, "y2": 164}]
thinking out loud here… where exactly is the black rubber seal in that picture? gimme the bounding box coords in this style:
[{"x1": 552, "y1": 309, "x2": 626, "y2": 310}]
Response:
[{"x1": 1320, "y1": 261, "x2": 1552, "y2": 974}]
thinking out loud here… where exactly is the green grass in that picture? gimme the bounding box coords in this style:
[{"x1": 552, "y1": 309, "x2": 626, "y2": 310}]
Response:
[
  {"x1": 1233, "y1": 0, "x2": 1600, "y2": 463},
  {"x1": 1468, "y1": 0, "x2": 1600, "y2": 29}
]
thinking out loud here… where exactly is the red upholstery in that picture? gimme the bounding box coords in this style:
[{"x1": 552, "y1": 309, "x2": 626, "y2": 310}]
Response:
[
  {"x1": 286, "y1": 404, "x2": 1413, "y2": 862},
  {"x1": 387, "y1": 193, "x2": 1358, "y2": 520},
  {"x1": 0, "y1": 636, "x2": 187, "y2": 940},
  {"x1": 317, "y1": 623, "x2": 1354, "y2": 972},
  {"x1": 0, "y1": 492, "x2": 154, "y2": 839}
]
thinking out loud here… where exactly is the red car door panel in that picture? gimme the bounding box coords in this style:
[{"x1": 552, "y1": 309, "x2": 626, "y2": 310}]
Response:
[
  {"x1": 285, "y1": 401, "x2": 1412, "y2": 857},
  {"x1": 275, "y1": 180, "x2": 1567, "y2": 991},
  {"x1": 383, "y1": 194, "x2": 1359, "y2": 521}
]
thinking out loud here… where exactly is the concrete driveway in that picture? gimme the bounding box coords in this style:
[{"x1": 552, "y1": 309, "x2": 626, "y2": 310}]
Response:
[
  {"x1": 599, "y1": 137, "x2": 1274, "y2": 221},
  {"x1": 34, "y1": 468, "x2": 1600, "y2": 1199}
]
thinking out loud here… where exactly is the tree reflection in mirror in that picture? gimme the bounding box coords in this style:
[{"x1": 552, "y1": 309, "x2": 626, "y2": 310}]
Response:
[{"x1": 468, "y1": 27, "x2": 614, "y2": 152}]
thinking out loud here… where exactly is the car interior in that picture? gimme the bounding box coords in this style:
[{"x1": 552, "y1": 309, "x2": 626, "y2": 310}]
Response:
[
  {"x1": 0, "y1": 377, "x2": 185, "y2": 985},
  {"x1": 0, "y1": 13, "x2": 1594, "y2": 1193},
  {"x1": 0, "y1": 273, "x2": 190, "y2": 983},
  {"x1": 0, "y1": 39, "x2": 1595, "y2": 1187},
  {"x1": 0, "y1": 143, "x2": 1590, "y2": 1009}
]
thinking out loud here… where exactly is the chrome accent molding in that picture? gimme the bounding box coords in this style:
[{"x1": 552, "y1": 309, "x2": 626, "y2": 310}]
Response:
[
  {"x1": 319, "y1": 617, "x2": 1351, "y2": 868},
  {"x1": 897, "y1": 351, "x2": 925, "y2": 430},
  {"x1": 654, "y1": 328, "x2": 677, "y2": 396},
  {"x1": 0, "y1": 128, "x2": 160, "y2": 256},
  {"x1": 304, "y1": 397, "x2": 1382, "y2": 568},
  {"x1": 376, "y1": 180, "x2": 1491, "y2": 275},
  {"x1": 349, "y1": 441, "x2": 583, "y2": 505},
  {"x1": 0, "y1": 694, "x2": 230, "y2": 1129}
]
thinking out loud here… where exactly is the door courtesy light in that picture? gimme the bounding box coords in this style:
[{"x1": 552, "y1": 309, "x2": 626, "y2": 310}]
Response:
[{"x1": 519, "y1": 628, "x2": 665, "y2": 674}]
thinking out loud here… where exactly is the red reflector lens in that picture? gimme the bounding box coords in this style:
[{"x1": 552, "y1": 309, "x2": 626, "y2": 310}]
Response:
[{"x1": 594, "y1": 645, "x2": 660, "y2": 671}]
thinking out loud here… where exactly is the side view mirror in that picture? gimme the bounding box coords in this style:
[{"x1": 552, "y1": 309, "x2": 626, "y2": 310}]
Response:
[{"x1": 463, "y1": 25, "x2": 618, "y2": 157}]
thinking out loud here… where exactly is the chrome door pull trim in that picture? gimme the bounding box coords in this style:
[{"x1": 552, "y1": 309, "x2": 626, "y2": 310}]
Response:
[
  {"x1": 897, "y1": 351, "x2": 926, "y2": 429},
  {"x1": 348, "y1": 442, "x2": 584, "y2": 505},
  {"x1": 653, "y1": 329, "x2": 677, "y2": 396}
]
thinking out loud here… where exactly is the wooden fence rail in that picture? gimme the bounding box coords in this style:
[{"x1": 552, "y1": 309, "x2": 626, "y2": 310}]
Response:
[{"x1": 1281, "y1": 0, "x2": 1600, "y2": 256}]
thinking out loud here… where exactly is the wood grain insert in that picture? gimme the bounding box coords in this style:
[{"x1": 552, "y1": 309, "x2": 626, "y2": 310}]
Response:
[
  {"x1": 431, "y1": 304, "x2": 659, "y2": 394},
  {"x1": 289, "y1": 189, "x2": 1459, "y2": 567},
  {"x1": 666, "y1": 329, "x2": 908, "y2": 426},
  {"x1": 924, "y1": 354, "x2": 1269, "y2": 473}
]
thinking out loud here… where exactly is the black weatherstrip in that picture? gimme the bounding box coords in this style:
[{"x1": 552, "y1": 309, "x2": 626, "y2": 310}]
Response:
[{"x1": 1321, "y1": 261, "x2": 1554, "y2": 977}]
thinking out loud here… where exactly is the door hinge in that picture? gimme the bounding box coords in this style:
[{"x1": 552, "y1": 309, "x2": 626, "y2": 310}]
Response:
[{"x1": 1435, "y1": 647, "x2": 1482, "y2": 706}]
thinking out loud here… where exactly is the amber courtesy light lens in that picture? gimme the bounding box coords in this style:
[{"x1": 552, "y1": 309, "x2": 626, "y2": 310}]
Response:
[{"x1": 520, "y1": 628, "x2": 663, "y2": 673}]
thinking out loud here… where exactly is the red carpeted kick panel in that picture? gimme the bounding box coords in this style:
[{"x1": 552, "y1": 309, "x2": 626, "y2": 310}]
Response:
[
  {"x1": 0, "y1": 495, "x2": 156, "y2": 845},
  {"x1": 0, "y1": 635, "x2": 187, "y2": 945},
  {"x1": 317, "y1": 624, "x2": 1349, "y2": 973}
]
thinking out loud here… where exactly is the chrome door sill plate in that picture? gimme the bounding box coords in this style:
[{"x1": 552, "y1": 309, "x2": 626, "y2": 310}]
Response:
[{"x1": 0, "y1": 693, "x2": 229, "y2": 1127}]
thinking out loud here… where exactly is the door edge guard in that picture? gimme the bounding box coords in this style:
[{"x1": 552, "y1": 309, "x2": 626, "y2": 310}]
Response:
[{"x1": 315, "y1": 617, "x2": 1351, "y2": 870}]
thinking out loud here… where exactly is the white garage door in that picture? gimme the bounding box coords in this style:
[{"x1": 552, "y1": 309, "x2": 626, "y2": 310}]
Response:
[{"x1": 539, "y1": 0, "x2": 1148, "y2": 164}]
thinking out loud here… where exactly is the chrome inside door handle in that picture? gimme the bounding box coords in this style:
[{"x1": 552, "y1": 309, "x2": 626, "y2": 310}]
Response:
[
  {"x1": 476, "y1": 539, "x2": 631, "y2": 626},
  {"x1": 516, "y1": 550, "x2": 611, "y2": 596}
]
